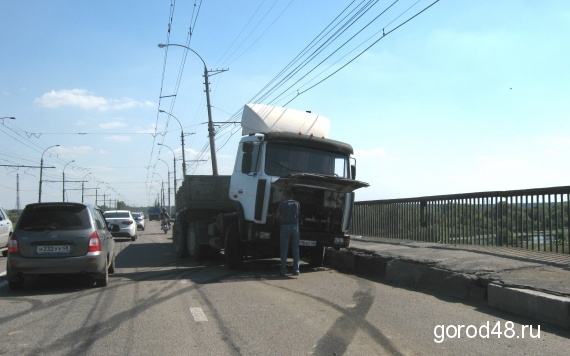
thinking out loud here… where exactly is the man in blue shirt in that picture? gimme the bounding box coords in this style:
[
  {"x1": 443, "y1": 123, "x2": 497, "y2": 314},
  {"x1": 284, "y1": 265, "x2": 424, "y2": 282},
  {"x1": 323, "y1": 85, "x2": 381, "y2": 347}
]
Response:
[{"x1": 277, "y1": 190, "x2": 301, "y2": 276}]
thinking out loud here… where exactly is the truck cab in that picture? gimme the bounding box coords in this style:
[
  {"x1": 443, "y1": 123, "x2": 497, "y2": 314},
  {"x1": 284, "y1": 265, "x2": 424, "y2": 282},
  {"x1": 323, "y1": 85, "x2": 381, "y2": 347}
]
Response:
[{"x1": 228, "y1": 104, "x2": 368, "y2": 263}]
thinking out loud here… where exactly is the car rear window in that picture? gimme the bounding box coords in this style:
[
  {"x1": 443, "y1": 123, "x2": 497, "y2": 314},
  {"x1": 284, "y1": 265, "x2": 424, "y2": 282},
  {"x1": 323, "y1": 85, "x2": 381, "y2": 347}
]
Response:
[
  {"x1": 104, "y1": 212, "x2": 130, "y2": 218},
  {"x1": 19, "y1": 205, "x2": 91, "y2": 230}
]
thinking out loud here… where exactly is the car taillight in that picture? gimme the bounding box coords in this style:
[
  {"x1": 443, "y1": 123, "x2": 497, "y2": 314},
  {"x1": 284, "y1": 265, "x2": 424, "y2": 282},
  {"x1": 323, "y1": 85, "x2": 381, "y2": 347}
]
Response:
[
  {"x1": 122, "y1": 221, "x2": 133, "y2": 225},
  {"x1": 88, "y1": 231, "x2": 102, "y2": 252},
  {"x1": 8, "y1": 234, "x2": 19, "y2": 254}
]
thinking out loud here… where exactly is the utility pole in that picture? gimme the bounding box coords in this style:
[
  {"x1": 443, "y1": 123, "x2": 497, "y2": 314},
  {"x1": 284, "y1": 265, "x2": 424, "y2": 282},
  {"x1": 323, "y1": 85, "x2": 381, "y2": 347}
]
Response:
[
  {"x1": 16, "y1": 174, "x2": 21, "y2": 211},
  {"x1": 204, "y1": 67, "x2": 228, "y2": 176},
  {"x1": 157, "y1": 44, "x2": 227, "y2": 176}
]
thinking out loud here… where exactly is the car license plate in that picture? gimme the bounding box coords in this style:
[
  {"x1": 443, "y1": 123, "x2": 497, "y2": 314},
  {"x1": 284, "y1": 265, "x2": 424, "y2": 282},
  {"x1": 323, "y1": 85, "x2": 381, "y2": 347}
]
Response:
[
  {"x1": 299, "y1": 240, "x2": 316, "y2": 247},
  {"x1": 37, "y1": 245, "x2": 71, "y2": 254}
]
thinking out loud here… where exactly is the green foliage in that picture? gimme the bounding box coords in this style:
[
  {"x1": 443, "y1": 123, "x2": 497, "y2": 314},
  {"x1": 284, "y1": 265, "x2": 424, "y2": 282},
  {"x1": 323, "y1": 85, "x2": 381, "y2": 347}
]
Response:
[{"x1": 7, "y1": 210, "x2": 20, "y2": 224}]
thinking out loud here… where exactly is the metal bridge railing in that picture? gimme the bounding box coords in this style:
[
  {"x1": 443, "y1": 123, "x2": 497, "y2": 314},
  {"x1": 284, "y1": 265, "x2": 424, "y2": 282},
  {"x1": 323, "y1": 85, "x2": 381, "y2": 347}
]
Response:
[{"x1": 350, "y1": 186, "x2": 570, "y2": 254}]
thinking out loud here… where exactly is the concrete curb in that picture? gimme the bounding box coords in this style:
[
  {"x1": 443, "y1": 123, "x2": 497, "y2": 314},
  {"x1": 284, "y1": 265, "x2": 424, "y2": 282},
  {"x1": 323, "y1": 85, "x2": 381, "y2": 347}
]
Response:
[
  {"x1": 488, "y1": 283, "x2": 570, "y2": 329},
  {"x1": 325, "y1": 247, "x2": 570, "y2": 329}
]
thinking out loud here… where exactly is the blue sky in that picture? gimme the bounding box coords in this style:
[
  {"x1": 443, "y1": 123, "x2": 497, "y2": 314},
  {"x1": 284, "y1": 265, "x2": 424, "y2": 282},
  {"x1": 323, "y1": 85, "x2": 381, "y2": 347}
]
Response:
[{"x1": 1, "y1": 0, "x2": 570, "y2": 209}]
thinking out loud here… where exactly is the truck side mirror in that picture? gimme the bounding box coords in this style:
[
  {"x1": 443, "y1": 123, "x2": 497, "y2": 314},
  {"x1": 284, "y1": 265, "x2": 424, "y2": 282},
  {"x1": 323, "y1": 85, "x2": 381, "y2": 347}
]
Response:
[
  {"x1": 242, "y1": 152, "x2": 252, "y2": 174},
  {"x1": 351, "y1": 165, "x2": 356, "y2": 179}
]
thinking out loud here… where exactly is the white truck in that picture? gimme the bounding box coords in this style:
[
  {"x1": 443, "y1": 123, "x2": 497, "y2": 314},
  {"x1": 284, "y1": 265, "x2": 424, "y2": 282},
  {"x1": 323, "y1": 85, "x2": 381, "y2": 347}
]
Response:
[{"x1": 172, "y1": 104, "x2": 368, "y2": 269}]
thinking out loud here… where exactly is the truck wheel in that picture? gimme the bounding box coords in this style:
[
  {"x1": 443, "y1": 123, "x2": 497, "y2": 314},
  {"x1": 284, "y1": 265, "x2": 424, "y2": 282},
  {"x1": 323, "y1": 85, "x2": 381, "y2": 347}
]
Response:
[
  {"x1": 187, "y1": 223, "x2": 203, "y2": 261},
  {"x1": 225, "y1": 221, "x2": 243, "y2": 269},
  {"x1": 308, "y1": 246, "x2": 326, "y2": 267},
  {"x1": 172, "y1": 220, "x2": 188, "y2": 258}
]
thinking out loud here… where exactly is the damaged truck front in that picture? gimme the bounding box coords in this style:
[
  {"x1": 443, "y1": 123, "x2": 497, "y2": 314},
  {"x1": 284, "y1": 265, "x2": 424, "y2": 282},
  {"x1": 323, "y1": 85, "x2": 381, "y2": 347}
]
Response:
[{"x1": 172, "y1": 103, "x2": 368, "y2": 269}]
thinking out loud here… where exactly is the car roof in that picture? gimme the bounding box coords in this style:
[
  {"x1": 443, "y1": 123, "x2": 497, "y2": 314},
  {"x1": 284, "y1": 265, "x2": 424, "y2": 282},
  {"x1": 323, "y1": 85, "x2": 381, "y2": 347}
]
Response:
[{"x1": 24, "y1": 202, "x2": 92, "y2": 209}]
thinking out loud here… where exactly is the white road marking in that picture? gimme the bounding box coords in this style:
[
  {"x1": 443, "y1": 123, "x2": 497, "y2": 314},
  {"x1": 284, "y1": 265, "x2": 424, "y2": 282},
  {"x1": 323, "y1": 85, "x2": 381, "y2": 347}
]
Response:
[{"x1": 190, "y1": 307, "x2": 208, "y2": 322}]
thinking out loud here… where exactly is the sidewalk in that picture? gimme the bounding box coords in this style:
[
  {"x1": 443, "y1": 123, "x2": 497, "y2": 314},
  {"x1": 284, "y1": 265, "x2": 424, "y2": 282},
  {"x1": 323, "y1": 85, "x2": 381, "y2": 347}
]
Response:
[{"x1": 325, "y1": 236, "x2": 570, "y2": 329}]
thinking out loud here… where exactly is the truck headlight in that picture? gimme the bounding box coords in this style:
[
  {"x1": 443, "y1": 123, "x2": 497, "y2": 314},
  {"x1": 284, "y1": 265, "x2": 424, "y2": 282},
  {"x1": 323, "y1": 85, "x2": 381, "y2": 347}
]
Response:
[
  {"x1": 334, "y1": 237, "x2": 344, "y2": 245},
  {"x1": 258, "y1": 231, "x2": 271, "y2": 239}
]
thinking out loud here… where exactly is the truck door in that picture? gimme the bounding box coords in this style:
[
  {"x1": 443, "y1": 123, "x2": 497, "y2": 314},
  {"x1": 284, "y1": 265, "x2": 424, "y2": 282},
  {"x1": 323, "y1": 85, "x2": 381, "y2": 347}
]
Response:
[{"x1": 229, "y1": 141, "x2": 264, "y2": 222}]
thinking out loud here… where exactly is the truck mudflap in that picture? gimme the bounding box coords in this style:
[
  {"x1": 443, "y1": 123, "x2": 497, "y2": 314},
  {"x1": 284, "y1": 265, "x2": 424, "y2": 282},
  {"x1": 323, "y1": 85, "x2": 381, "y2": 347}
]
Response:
[{"x1": 274, "y1": 173, "x2": 368, "y2": 193}]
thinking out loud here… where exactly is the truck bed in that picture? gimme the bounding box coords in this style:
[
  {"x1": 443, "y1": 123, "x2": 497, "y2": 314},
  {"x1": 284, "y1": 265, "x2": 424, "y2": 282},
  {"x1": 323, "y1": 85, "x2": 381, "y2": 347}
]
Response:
[{"x1": 175, "y1": 175, "x2": 234, "y2": 212}]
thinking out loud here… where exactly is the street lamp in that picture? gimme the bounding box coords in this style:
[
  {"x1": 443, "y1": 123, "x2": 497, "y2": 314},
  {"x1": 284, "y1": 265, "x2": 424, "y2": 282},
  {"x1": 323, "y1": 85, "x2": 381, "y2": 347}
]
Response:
[
  {"x1": 81, "y1": 172, "x2": 92, "y2": 203},
  {"x1": 158, "y1": 43, "x2": 220, "y2": 175},
  {"x1": 153, "y1": 172, "x2": 165, "y2": 207},
  {"x1": 158, "y1": 143, "x2": 177, "y2": 196},
  {"x1": 62, "y1": 160, "x2": 75, "y2": 201},
  {"x1": 103, "y1": 186, "x2": 113, "y2": 209},
  {"x1": 158, "y1": 158, "x2": 172, "y2": 215},
  {"x1": 1, "y1": 116, "x2": 16, "y2": 120},
  {"x1": 38, "y1": 144, "x2": 60, "y2": 202},
  {"x1": 158, "y1": 110, "x2": 188, "y2": 176}
]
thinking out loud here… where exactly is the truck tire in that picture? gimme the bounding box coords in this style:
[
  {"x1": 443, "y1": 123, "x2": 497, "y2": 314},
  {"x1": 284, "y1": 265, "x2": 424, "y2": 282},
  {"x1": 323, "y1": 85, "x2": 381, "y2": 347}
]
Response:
[
  {"x1": 225, "y1": 221, "x2": 243, "y2": 269},
  {"x1": 308, "y1": 246, "x2": 325, "y2": 267},
  {"x1": 187, "y1": 223, "x2": 203, "y2": 261},
  {"x1": 172, "y1": 220, "x2": 189, "y2": 258}
]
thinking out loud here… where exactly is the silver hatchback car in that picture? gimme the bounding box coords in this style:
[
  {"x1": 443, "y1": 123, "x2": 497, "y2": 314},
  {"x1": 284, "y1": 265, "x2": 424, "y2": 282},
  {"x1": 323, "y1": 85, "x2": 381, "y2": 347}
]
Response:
[{"x1": 6, "y1": 202, "x2": 116, "y2": 290}]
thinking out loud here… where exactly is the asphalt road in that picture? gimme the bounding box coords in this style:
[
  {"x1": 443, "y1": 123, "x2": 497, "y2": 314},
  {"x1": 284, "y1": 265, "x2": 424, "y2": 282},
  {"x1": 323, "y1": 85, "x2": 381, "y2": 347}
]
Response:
[{"x1": 1, "y1": 221, "x2": 568, "y2": 355}]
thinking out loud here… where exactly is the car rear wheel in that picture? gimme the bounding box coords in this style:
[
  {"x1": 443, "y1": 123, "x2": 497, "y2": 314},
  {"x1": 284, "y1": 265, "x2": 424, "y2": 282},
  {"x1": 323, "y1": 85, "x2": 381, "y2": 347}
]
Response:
[
  {"x1": 95, "y1": 262, "x2": 109, "y2": 287},
  {"x1": 108, "y1": 255, "x2": 116, "y2": 274},
  {"x1": 8, "y1": 280, "x2": 24, "y2": 290},
  {"x1": 6, "y1": 264, "x2": 24, "y2": 290}
]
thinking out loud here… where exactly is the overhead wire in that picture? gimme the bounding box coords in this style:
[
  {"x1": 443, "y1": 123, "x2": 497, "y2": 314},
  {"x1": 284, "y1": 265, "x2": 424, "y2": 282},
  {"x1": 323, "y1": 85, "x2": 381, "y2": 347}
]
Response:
[{"x1": 158, "y1": 0, "x2": 441, "y2": 179}]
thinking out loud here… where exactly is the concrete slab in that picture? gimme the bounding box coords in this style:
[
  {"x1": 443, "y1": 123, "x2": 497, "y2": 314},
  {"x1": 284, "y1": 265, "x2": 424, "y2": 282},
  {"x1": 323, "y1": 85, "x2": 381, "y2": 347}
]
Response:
[
  {"x1": 488, "y1": 283, "x2": 570, "y2": 329},
  {"x1": 324, "y1": 236, "x2": 570, "y2": 329}
]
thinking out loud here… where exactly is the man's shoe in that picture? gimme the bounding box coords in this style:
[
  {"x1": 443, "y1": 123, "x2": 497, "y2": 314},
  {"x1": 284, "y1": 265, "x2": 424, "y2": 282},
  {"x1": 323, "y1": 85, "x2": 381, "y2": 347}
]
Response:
[{"x1": 293, "y1": 271, "x2": 300, "y2": 276}]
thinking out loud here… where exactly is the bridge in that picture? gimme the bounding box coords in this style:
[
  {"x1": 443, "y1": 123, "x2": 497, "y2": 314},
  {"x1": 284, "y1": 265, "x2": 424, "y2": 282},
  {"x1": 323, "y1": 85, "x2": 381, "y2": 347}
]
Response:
[
  {"x1": 350, "y1": 185, "x2": 570, "y2": 254},
  {"x1": 327, "y1": 185, "x2": 570, "y2": 329}
]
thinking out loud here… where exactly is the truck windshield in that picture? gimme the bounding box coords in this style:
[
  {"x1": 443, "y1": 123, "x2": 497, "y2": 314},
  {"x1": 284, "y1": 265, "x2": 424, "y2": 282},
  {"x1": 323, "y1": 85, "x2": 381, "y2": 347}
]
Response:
[{"x1": 265, "y1": 143, "x2": 349, "y2": 178}]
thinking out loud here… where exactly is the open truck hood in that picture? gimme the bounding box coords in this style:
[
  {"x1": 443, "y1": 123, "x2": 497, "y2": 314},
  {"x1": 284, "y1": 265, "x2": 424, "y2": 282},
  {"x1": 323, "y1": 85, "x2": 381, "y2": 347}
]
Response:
[{"x1": 275, "y1": 173, "x2": 369, "y2": 193}]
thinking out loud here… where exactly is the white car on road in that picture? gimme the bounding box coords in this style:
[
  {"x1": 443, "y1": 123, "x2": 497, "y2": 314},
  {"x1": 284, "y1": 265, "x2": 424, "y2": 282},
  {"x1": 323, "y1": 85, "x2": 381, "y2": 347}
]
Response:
[
  {"x1": 103, "y1": 210, "x2": 137, "y2": 241},
  {"x1": 0, "y1": 206, "x2": 13, "y2": 257}
]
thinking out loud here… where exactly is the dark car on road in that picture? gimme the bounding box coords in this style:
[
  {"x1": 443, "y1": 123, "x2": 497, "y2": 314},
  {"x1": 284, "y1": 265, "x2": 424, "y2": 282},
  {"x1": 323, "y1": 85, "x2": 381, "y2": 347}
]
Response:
[{"x1": 6, "y1": 202, "x2": 117, "y2": 290}]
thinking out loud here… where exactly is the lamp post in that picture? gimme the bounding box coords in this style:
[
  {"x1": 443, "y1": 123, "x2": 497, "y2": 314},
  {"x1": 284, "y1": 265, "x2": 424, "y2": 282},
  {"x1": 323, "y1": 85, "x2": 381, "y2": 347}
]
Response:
[
  {"x1": 62, "y1": 160, "x2": 75, "y2": 201},
  {"x1": 158, "y1": 143, "x2": 177, "y2": 197},
  {"x1": 81, "y1": 172, "x2": 92, "y2": 203},
  {"x1": 158, "y1": 43, "x2": 220, "y2": 175},
  {"x1": 158, "y1": 158, "x2": 171, "y2": 215},
  {"x1": 158, "y1": 110, "x2": 188, "y2": 176},
  {"x1": 153, "y1": 173, "x2": 165, "y2": 207},
  {"x1": 38, "y1": 144, "x2": 60, "y2": 202},
  {"x1": 1, "y1": 116, "x2": 16, "y2": 120},
  {"x1": 103, "y1": 186, "x2": 113, "y2": 209}
]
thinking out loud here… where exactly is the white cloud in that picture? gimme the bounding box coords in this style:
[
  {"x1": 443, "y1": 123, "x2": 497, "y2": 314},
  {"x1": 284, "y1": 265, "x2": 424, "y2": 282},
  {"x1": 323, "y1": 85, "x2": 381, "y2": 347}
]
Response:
[
  {"x1": 58, "y1": 146, "x2": 93, "y2": 155},
  {"x1": 35, "y1": 89, "x2": 155, "y2": 111}
]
